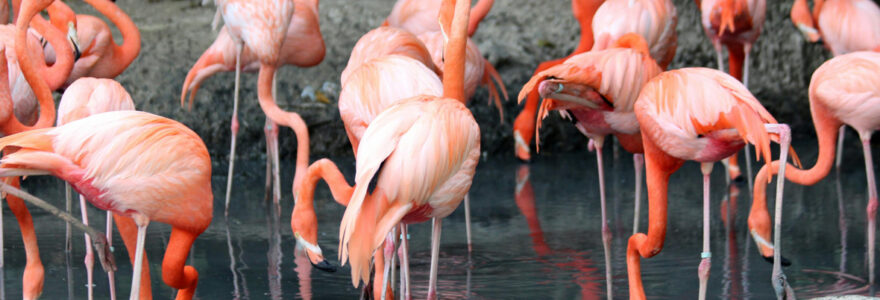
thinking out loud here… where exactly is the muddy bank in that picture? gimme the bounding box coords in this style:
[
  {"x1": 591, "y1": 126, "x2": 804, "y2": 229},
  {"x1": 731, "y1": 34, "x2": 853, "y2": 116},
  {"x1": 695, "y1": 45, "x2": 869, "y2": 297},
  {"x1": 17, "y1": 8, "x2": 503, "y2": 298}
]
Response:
[{"x1": 69, "y1": 0, "x2": 835, "y2": 163}]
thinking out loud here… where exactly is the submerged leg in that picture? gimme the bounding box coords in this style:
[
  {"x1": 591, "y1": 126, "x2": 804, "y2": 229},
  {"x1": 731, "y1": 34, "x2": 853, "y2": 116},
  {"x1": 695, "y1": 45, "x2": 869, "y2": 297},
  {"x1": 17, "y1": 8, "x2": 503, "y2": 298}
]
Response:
[
  {"x1": 698, "y1": 163, "x2": 713, "y2": 300},
  {"x1": 65, "y1": 184, "x2": 72, "y2": 252},
  {"x1": 862, "y1": 133, "x2": 877, "y2": 286},
  {"x1": 79, "y1": 195, "x2": 95, "y2": 300},
  {"x1": 593, "y1": 138, "x2": 613, "y2": 300},
  {"x1": 106, "y1": 212, "x2": 117, "y2": 300},
  {"x1": 766, "y1": 124, "x2": 795, "y2": 298},
  {"x1": 633, "y1": 154, "x2": 644, "y2": 235},
  {"x1": 270, "y1": 70, "x2": 282, "y2": 205},
  {"x1": 465, "y1": 194, "x2": 472, "y2": 253},
  {"x1": 427, "y1": 218, "x2": 442, "y2": 300},
  {"x1": 224, "y1": 43, "x2": 243, "y2": 216},
  {"x1": 264, "y1": 118, "x2": 281, "y2": 205}
]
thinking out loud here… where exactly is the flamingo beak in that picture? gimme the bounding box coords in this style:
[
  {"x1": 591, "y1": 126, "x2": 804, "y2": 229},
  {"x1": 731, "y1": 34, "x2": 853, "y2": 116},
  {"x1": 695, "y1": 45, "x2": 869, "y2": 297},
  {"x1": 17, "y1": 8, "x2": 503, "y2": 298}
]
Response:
[
  {"x1": 67, "y1": 22, "x2": 81, "y2": 61},
  {"x1": 537, "y1": 79, "x2": 606, "y2": 110},
  {"x1": 294, "y1": 232, "x2": 337, "y2": 273}
]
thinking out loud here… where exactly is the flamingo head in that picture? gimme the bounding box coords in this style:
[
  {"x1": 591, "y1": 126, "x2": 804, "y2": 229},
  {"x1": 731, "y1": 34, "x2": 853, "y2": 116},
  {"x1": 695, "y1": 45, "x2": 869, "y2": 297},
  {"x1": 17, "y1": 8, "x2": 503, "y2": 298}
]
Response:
[{"x1": 536, "y1": 78, "x2": 612, "y2": 111}]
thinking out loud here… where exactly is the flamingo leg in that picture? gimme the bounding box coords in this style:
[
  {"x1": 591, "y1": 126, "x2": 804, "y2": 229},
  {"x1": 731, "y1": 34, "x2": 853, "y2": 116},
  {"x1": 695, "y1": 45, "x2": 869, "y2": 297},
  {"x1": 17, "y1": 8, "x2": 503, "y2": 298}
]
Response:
[
  {"x1": 698, "y1": 163, "x2": 713, "y2": 300},
  {"x1": 271, "y1": 73, "x2": 281, "y2": 205},
  {"x1": 765, "y1": 124, "x2": 795, "y2": 298},
  {"x1": 224, "y1": 43, "x2": 242, "y2": 216},
  {"x1": 381, "y1": 230, "x2": 396, "y2": 300},
  {"x1": 106, "y1": 212, "x2": 117, "y2": 300},
  {"x1": 128, "y1": 216, "x2": 149, "y2": 300},
  {"x1": 80, "y1": 195, "x2": 95, "y2": 300},
  {"x1": 65, "y1": 183, "x2": 72, "y2": 252},
  {"x1": 264, "y1": 118, "x2": 281, "y2": 205},
  {"x1": 427, "y1": 218, "x2": 442, "y2": 300},
  {"x1": 742, "y1": 43, "x2": 755, "y2": 194},
  {"x1": 713, "y1": 41, "x2": 725, "y2": 73},
  {"x1": 399, "y1": 224, "x2": 410, "y2": 300},
  {"x1": 633, "y1": 153, "x2": 644, "y2": 235},
  {"x1": 464, "y1": 194, "x2": 472, "y2": 253},
  {"x1": 593, "y1": 138, "x2": 613, "y2": 300},
  {"x1": 861, "y1": 133, "x2": 877, "y2": 286},
  {"x1": 836, "y1": 126, "x2": 846, "y2": 169}
]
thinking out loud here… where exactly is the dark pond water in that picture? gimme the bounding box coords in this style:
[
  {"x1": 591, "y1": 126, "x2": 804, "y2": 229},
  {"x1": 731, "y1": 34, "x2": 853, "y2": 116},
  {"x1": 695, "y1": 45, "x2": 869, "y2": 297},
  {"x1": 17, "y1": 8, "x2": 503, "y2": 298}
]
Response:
[{"x1": 1, "y1": 138, "x2": 879, "y2": 299}]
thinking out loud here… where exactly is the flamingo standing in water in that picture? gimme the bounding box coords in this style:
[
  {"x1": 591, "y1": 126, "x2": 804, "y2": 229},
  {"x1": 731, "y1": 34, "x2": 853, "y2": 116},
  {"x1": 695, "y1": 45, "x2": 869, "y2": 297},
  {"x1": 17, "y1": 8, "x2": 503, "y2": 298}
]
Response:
[
  {"x1": 748, "y1": 51, "x2": 880, "y2": 286},
  {"x1": 212, "y1": 0, "x2": 310, "y2": 213},
  {"x1": 56, "y1": 78, "x2": 136, "y2": 300},
  {"x1": 337, "y1": 0, "x2": 480, "y2": 298},
  {"x1": 292, "y1": 25, "x2": 443, "y2": 299},
  {"x1": 789, "y1": 0, "x2": 880, "y2": 170},
  {"x1": 698, "y1": 0, "x2": 766, "y2": 185},
  {"x1": 518, "y1": 34, "x2": 663, "y2": 299},
  {"x1": 0, "y1": 111, "x2": 213, "y2": 300},
  {"x1": 628, "y1": 68, "x2": 796, "y2": 300}
]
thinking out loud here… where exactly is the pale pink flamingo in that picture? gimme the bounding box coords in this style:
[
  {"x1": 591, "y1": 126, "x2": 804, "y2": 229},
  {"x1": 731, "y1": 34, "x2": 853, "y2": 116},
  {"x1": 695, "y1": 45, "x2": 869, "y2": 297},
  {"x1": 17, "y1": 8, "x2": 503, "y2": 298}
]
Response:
[
  {"x1": 383, "y1": 0, "x2": 494, "y2": 37},
  {"x1": 211, "y1": 0, "x2": 315, "y2": 212},
  {"x1": 590, "y1": 0, "x2": 677, "y2": 69},
  {"x1": 57, "y1": 77, "x2": 135, "y2": 300},
  {"x1": 0, "y1": 111, "x2": 212, "y2": 300},
  {"x1": 339, "y1": 26, "x2": 436, "y2": 87},
  {"x1": 628, "y1": 67, "x2": 796, "y2": 300},
  {"x1": 697, "y1": 0, "x2": 767, "y2": 184},
  {"x1": 517, "y1": 34, "x2": 663, "y2": 299},
  {"x1": 338, "y1": 1, "x2": 480, "y2": 299},
  {"x1": 748, "y1": 51, "x2": 880, "y2": 286},
  {"x1": 790, "y1": 0, "x2": 880, "y2": 170}
]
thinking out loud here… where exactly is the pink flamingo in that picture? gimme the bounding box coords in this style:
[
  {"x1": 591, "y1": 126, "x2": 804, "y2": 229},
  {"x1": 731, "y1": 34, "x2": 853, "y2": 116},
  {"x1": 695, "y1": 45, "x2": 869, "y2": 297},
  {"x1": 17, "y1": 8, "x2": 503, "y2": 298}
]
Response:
[
  {"x1": 590, "y1": 0, "x2": 677, "y2": 69},
  {"x1": 57, "y1": 77, "x2": 135, "y2": 300},
  {"x1": 0, "y1": 111, "x2": 213, "y2": 300},
  {"x1": 698, "y1": 0, "x2": 767, "y2": 184},
  {"x1": 337, "y1": 1, "x2": 480, "y2": 299},
  {"x1": 383, "y1": 0, "x2": 495, "y2": 37},
  {"x1": 628, "y1": 67, "x2": 796, "y2": 300},
  {"x1": 518, "y1": 34, "x2": 663, "y2": 299},
  {"x1": 790, "y1": 0, "x2": 880, "y2": 170},
  {"x1": 513, "y1": 0, "x2": 603, "y2": 162},
  {"x1": 209, "y1": 0, "x2": 318, "y2": 212},
  {"x1": 748, "y1": 51, "x2": 880, "y2": 286}
]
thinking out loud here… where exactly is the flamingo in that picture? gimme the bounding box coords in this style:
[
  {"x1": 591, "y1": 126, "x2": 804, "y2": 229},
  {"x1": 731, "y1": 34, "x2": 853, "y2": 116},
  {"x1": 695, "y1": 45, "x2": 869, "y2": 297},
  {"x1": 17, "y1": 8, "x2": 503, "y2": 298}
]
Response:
[
  {"x1": 698, "y1": 0, "x2": 767, "y2": 185},
  {"x1": 517, "y1": 34, "x2": 663, "y2": 299},
  {"x1": 513, "y1": 0, "x2": 603, "y2": 163},
  {"x1": 789, "y1": 0, "x2": 880, "y2": 171},
  {"x1": 628, "y1": 67, "x2": 797, "y2": 300},
  {"x1": 383, "y1": 0, "x2": 494, "y2": 37},
  {"x1": 57, "y1": 77, "x2": 135, "y2": 300},
  {"x1": 211, "y1": 0, "x2": 311, "y2": 213},
  {"x1": 748, "y1": 51, "x2": 880, "y2": 286},
  {"x1": 337, "y1": 0, "x2": 480, "y2": 299},
  {"x1": 0, "y1": 111, "x2": 212, "y2": 300},
  {"x1": 292, "y1": 26, "x2": 442, "y2": 299},
  {"x1": 0, "y1": 0, "x2": 76, "y2": 297},
  {"x1": 40, "y1": 0, "x2": 141, "y2": 86},
  {"x1": 590, "y1": 0, "x2": 677, "y2": 69}
]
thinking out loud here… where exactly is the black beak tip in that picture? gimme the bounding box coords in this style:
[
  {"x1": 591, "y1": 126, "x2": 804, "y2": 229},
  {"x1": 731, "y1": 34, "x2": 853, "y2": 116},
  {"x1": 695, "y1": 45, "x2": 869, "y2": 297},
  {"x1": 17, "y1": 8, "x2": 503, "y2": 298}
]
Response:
[
  {"x1": 312, "y1": 260, "x2": 337, "y2": 273},
  {"x1": 763, "y1": 254, "x2": 792, "y2": 267}
]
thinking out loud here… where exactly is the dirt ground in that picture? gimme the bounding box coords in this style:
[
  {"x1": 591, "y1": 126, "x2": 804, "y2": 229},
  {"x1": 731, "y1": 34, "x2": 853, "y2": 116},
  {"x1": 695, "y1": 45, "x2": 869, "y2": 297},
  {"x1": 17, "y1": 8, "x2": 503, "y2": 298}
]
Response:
[{"x1": 64, "y1": 0, "x2": 839, "y2": 162}]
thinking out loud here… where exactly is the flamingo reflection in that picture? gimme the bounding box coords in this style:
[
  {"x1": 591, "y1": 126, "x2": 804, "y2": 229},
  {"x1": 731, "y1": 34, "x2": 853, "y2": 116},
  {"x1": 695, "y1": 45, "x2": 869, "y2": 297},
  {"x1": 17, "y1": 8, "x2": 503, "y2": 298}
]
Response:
[{"x1": 513, "y1": 165, "x2": 604, "y2": 299}]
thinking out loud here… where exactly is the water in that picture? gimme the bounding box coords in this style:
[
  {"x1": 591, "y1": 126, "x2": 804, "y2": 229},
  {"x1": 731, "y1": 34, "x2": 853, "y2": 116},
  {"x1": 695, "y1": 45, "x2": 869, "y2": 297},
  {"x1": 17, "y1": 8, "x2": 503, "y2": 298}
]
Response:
[{"x1": 1, "y1": 139, "x2": 878, "y2": 299}]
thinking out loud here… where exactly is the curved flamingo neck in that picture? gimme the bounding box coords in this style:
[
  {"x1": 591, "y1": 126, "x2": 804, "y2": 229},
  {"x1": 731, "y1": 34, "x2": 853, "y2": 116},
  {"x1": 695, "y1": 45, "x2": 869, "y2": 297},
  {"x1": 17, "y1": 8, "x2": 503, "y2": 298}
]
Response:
[
  {"x1": 812, "y1": 0, "x2": 824, "y2": 21},
  {"x1": 47, "y1": 1, "x2": 76, "y2": 33},
  {"x1": 11, "y1": 0, "x2": 67, "y2": 132},
  {"x1": 440, "y1": 0, "x2": 470, "y2": 101},
  {"x1": 258, "y1": 64, "x2": 310, "y2": 193},
  {"x1": 466, "y1": 0, "x2": 493, "y2": 37},
  {"x1": 84, "y1": 0, "x2": 141, "y2": 77}
]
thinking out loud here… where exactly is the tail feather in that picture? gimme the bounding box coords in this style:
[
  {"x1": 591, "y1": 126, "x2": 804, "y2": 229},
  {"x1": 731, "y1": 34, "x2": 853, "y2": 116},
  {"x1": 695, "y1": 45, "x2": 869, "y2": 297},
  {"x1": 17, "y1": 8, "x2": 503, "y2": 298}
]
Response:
[
  {"x1": 0, "y1": 128, "x2": 54, "y2": 153},
  {"x1": 718, "y1": 0, "x2": 736, "y2": 36},
  {"x1": 481, "y1": 60, "x2": 507, "y2": 119},
  {"x1": 611, "y1": 33, "x2": 651, "y2": 58}
]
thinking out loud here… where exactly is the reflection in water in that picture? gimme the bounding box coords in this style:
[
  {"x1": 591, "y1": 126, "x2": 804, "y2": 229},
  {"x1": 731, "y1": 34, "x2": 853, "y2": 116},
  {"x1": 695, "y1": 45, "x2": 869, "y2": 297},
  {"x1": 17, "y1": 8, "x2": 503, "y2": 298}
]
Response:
[
  {"x1": 721, "y1": 184, "x2": 744, "y2": 299},
  {"x1": 66, "y1": 249, "x2": 74, "y2": 300},
  {"x1": 224, "y1": 217, "x2": 244, "y2": 300},
  {"x1": 514, "y1": 165, "x2": 603, "y2": 300},
  {"x1": 266, "y1": 203, "x2": 283, "y2": 300},
  {"x1": 294, "y1": 250, "x2": 313, "y2": 300}
]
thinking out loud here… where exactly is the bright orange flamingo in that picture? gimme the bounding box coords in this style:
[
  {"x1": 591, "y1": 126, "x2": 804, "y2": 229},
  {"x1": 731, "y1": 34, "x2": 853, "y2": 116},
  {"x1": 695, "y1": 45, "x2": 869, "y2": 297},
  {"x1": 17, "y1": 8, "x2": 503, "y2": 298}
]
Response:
[
  {"x1": 698, "y1": 0, "x2": 767, "y2": 184},
  {"x1": 0, "y1": 111, "x2": 212, "y2": 300},
  {"x1": 57, "y1": 77, "x2": 135, "y2": 300},
  {"x1": 748, "y1": 51, "x2": 880, "y2": 286},
  {"x1": 628, "y1": 67, "x2": 797, "y2": 300},
  {"x1": 211, "y1": 0, "x2": 314, "y2": 212},
  {"x1": 291, "y1": 26, "x2": 443, "y2": 299},
  {"x1": 0, "y1": 0, "x2": 76, "y2": 297},
  {"x1": 517, "y1": 35, "x2": 662, "y2": 299},
  {"x1": 40, "y1": 0, "x2": 140, "y2": 86},
  {"x1": 337, "y1": 0, "x2": 480, "y2": 299},
  {"x1": 513, "y1": 0, "x2": 603, "y2": 162},
  {"x1": 790, "y1": 0, "x2": 880, "y2": 170},
  {"x1": 383, "y1": 0, "x2": 494, "y2": 37}
]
